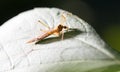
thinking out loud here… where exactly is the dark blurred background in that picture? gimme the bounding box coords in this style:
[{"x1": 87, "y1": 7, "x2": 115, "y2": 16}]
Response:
[{"x1": 0, "y1": 0, "x2": 120, "y2": 51}]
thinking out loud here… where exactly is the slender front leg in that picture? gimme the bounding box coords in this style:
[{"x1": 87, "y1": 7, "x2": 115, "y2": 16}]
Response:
[
  {"x1": 38, "y1": 20, "x2": 50, "y2": 29},
  {"x1": 61, "y1": 30, "x2": 64, "y2": 40}
]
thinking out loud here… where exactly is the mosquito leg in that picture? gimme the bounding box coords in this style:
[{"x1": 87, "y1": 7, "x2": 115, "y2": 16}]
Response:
[
  {"x1": 38, "y1": 20, "x2": 50, "y2": 29},
  {"x1": 61, "y1": 30, "x2": 64, "y2": 40}
]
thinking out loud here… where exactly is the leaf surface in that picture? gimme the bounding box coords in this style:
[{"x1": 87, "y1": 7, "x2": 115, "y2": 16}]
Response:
[{"x1": 0, "y1": 8, "x2": 120, "y2": 72}]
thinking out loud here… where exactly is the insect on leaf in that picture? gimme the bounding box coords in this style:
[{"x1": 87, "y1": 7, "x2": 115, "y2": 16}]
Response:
[{"x1": 0, "y1": 8, "x2": 120, "y2": 72}]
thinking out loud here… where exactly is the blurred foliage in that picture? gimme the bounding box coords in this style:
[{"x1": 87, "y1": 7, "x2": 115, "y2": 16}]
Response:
[{"x1": 102, "y1": 25, "x2": 120, "y2": 51}]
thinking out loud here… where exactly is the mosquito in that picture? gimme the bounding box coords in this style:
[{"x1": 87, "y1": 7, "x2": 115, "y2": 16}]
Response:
[{"x1": 27, "y1": 14, "x2": 69, "y2": 43}]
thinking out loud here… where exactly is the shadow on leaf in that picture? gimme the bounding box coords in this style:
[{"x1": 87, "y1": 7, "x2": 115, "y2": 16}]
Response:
[{"x1": 35, "y1": 29, "x2": 83, "y2": 44}]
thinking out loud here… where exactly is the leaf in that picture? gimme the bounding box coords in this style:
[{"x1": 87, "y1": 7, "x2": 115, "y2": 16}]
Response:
[{"x1": 0, "y1": 8, "x2": 120, "y2": 72}]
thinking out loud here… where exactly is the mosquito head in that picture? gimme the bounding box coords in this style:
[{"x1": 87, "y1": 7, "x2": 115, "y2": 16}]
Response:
[{"x1": 58, "y1": 24, "x2": 68, "y2": 31}]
